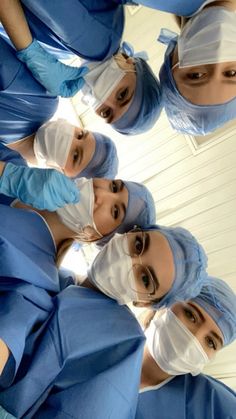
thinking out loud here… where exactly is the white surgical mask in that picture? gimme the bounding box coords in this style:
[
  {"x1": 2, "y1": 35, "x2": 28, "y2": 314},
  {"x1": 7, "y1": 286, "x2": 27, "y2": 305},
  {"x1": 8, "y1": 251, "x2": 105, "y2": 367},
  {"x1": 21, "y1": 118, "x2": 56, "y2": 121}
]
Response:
[
  {"x1": 88, "y1": 233, "x2": 138, "y2": 304},
  {"x1": 177, "y1": 7, "x2": 236, "y2": 68},
  {"x1": 57, "y1": 178, "x2": 102, "y2": 239},
  {"x1": 34, "y1": 119, "x2": 74, "y2": 170},
  {"x1": 145, "y1": 309, "x2": 209, "y2": 376},
  {"x1": 81, "y1": 58, "x2": 126, "y2": 109}
]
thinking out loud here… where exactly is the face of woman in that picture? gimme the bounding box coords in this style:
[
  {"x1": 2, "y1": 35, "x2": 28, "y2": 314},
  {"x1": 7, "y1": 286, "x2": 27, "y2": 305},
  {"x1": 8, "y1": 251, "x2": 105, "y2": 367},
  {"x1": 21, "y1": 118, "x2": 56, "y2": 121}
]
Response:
[
  {"x1": 95, "y1": 58, "x2": 137, "y2": 124},
  {"x1": 172, "y1": 48, "x2": 236, "y2": 106},
  {"x1": 126, "y1": 230, "x2": 175, "y2": 303},
  {"x1": 171, "y1": 301, "x2": 224, "y2": 358},
  {"x1": 92, "y1": 178, "x2": 129, "y2": 236},
  {"x1": 64, "y1": 127, "x2": 96, "y2": 177}
]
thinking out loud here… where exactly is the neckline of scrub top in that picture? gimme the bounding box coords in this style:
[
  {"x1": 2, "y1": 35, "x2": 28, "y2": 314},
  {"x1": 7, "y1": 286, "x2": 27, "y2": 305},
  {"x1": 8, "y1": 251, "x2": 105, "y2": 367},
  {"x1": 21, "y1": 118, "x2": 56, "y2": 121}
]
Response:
[
  {"x1": 10, "y1": 200, "x2": 57, "y2": 252},
  {"x1": 139, "y1": 376, "x2": 175, "y2": 394}
]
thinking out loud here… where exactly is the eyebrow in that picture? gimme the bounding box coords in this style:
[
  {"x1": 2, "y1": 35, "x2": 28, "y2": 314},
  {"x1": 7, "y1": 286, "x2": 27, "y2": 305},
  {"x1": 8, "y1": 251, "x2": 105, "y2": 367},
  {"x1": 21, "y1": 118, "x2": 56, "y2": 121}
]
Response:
[
  {"x1": 148, "y1": 265, "x2": 160, "y2": 293},
  {"x1": 118, "y1": 180, "x2": 126, "y2": 220},
  {"x1": 144, "y1": 232, "x2": 160, "y2": 292}
]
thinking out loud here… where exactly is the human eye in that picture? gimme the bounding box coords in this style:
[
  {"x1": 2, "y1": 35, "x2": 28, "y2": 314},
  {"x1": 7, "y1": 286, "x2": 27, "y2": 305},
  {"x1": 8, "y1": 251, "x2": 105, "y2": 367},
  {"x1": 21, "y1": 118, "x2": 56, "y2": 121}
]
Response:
[
  {"x1": 133, "y1": 234, "x2": 144, "y2": 256},
  {"x1": 186, "y1": 72, "x2": 206, "y2": 80},
  {"x1": 205, "y1": 336, "x2": 217, "y2": 351},
  {"x1": 111, "y1": 180, "x2": 119, "y2": 193},
  {"x1": 112, "y1": 204, "x2": 120, "y2": 220},
  {"x1": 77, "y1": 130, "x2": 84, "y2": 140},
  {"x1": 116, "y1": 87, "x2": 128, "y2": 102},
  {"x1": 73, "y1": 149, "x2": 79, "y2": 164},
  {"x1": 223, "y1": 70, "x2": 236, "y2": 78},
  {"x1": 183, "y1": 307, "x2": 197, "y2": 323},
  {"x1": 99, "y1": 107, "x2": 112, "y2": 119}
]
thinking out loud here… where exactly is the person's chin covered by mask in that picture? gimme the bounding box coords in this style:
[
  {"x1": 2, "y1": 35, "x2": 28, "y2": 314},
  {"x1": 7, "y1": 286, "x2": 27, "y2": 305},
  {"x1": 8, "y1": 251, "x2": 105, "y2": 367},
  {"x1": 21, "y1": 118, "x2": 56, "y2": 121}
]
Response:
[
  {"x1": 82, "y1": 51, "x2": 163, "y2": 136},
  {"x1": 159, "y1": 6, "x2": 236, "y2": 135},
  {"x1": 34, "y1": 119, "x2": 119, "y2": 179},
  {"x1": 87, "y1": 224, "x2": 208, "y2": 307},
  {"x1": 143, "y1": 277, "x2": 236, "y2": 380}
]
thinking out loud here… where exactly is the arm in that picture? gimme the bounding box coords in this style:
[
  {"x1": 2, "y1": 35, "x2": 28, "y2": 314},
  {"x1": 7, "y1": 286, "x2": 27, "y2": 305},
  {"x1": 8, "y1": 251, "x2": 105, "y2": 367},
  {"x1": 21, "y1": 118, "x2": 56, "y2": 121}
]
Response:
[
  {"x1": 0, "y1": 0, "x2": 32, "y2": 50},
  {"x1": 0, "y1": 338, "x2": 10, "y2": 375},
  {"x1": 0, "y1": 0, "x2": 88, "y2": 97}
]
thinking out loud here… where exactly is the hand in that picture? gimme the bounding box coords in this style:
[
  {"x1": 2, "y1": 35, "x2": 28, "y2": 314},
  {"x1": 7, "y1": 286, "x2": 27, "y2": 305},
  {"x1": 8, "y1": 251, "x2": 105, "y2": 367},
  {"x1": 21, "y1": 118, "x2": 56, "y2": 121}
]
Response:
[
  {"x1": 17, "y1": 39, "x2": 88, "y2": 97},
  {"x1": 0, "y1": 163, "x2": 80, "y2": 211}
]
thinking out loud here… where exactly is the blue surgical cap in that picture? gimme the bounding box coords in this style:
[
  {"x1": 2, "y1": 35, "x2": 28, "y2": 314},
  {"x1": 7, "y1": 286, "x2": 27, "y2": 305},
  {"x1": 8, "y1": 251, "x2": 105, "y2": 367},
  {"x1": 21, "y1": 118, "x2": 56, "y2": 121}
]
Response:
[
  {"x1": 78, "y1": 132, "x2": 118, "y2": 179},
  {"x1": 159, "y1": 37, "x2": 236, "y2": 136},
  {"x1": 112, "y1": 58, "x2": 162, "y2": 135},
  {"x1": 192, "y1": 277, "x2": 236, "y2": 346},
  {"x1": 96, "y1": 180, "x2": 156, "y2": 247},
  {"x1": 143, "y1": 225, "x2": 208, "y2": 308}
]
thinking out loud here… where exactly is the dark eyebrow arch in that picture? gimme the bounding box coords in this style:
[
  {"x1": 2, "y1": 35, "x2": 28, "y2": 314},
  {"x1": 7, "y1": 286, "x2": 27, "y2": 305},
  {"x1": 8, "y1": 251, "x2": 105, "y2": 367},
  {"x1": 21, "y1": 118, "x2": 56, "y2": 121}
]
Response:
[{"x1": 211, "y1": 331, "x2": 224, "y2": 348}]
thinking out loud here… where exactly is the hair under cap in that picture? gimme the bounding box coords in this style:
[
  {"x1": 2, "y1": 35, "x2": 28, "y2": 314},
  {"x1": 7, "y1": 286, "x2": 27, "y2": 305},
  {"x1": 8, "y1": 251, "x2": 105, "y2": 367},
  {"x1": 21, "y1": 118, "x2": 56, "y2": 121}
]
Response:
[
  {"x1": 142, "y1": 225, "x2": 208, "y2": 308},
  {"x1": 112, "y1": 58, "x2": 162, "y2": 135},
  {"x1": 192, "y1": 276, "x2": 236, "y2": 346},
  {"x1": 78, "y1": 132, "x2": 118, "y2": 179},
  {"x1": 96, "y1": 180, "x2": 156, "y2": 247},
  {"x1": 159, "y1": 36, "x2": 236, "y2": 136}
]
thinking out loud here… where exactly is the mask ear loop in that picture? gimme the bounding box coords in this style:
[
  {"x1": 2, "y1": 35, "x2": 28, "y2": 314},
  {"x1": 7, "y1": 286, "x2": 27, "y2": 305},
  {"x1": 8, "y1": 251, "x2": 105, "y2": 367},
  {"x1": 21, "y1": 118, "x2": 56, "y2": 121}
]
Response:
[{"x1": 171, "y1": 62, "x2": 179, "y2": 71}]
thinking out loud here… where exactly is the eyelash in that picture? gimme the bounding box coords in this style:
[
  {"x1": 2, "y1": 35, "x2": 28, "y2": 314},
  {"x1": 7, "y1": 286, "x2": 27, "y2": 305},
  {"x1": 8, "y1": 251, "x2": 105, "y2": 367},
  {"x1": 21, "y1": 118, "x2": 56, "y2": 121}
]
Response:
[
  {"x1": 117, "y1": 88, "x2": 128, "y2": 102},
  {"x1": 113, "y1": 205, "x2": 119, "y2": 220},
  {"x1": 205, "y1": 336, "x2": 217, "y2": 351},
  {"x1": 134, "y1": 235, "x2": 144, "y2": 256},
  {"x1": 73, "y1": 150, "x2": 80, "y2": 164}
]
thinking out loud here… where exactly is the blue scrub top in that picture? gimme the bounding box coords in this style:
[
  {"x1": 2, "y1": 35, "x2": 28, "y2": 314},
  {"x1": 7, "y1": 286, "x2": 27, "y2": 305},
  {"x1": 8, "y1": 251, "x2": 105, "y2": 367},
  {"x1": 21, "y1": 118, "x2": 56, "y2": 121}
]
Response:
[
  {"x1": 136, "y1": 374, "x2": 236, "y2": 418},
  {"x1": 0, "y1": 204, "x2": 59, "y2": 293},
  {"x1": 128, "y1": 0, "x2": 210, "y2": 17},
  {"x1": 6, "y1": 0, "x2": 125, "y2": 61},
  {"x1": 0, "y1": 36, "x2": 58, "y2": 144},
  {"x1": 0, "y1": 286, "x2": 145, "y2": 418}
]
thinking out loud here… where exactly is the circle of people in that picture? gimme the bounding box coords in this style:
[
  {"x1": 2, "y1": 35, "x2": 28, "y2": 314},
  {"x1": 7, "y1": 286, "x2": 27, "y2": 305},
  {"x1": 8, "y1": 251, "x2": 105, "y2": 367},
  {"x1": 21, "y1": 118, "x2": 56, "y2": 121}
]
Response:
[{"x1": 0, "y1": 1, "x2": 235, "y2": 418}]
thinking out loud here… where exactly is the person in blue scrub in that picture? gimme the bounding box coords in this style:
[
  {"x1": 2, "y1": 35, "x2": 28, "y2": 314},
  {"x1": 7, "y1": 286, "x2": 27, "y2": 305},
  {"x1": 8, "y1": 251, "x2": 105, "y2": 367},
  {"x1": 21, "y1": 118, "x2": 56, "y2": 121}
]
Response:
[
  {"x1": 0, "y1": 35, "x2": 58, "y2": 143},
  {"x1": 0, "y1": 224, "x2": 207, "y2": 416},
  {"x1": 0, "y1": 276, "x2": 234, "y2": 417},
  {"x1": 157, "y1": 1, "x2": 236, "y2": 135},
  {"x1": 0, "y1": 0, "x2": 162, "y2": 136},
  {"x1": 0, "y1": 37, "x2": 118, "y2": 179},
  {"x1": 6, "y1": 119, "x2": 119, "y2": 180},
  {"x1": 137, "y1": 276, "x2": 236, "y2": 419}
]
